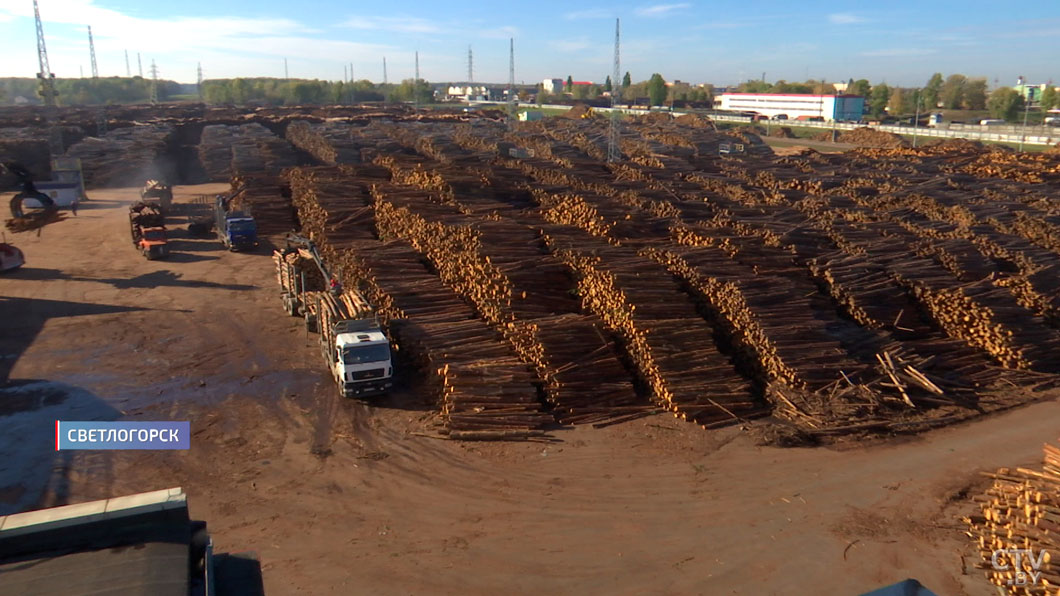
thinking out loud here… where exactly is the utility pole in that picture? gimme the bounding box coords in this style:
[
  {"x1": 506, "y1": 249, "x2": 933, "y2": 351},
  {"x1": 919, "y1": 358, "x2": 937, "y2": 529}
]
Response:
[
  {"x1": 383, "y1": 56, "x2": 388, "y2": 85},
  {"x1": 284, "y1": 58, "x2": 289, "y2": 80},
  {"x1": 87, "y1": 26, "x2": 98, "y2": 78},
  {"x1": 507, "y1": 38, "x2": 515, "y2": 127},
  {"x1": 912, "y1": 88, "x2": 922, "y2": 148},
  {"x1": 350, "y1": 62, "x2": 353, "y2": 82},
  {"x1": 125, "y1": 50, "x2": 131, "y2": 77},
  {"x1": 1019, "y1": 75, "x2": 1031, "y2": 152},
  {"x1": 197, "y1": 62, "x2": 203, "y2": 101},
  {"x1": 149, "y1": 60, "x2": 159, "y2": 105},
  {"x1": 608, "y1": 19, "x2": 621, "y2": 163},
  {"x1": 33, "y1": 0, "x2": 58, "y2": 107},
  {"x1": 468, "y1": 45, "x2": 473, "y2": 83},
  {"x1": 137, "y1": 52, "x2": 143, "y2": 77},
  {"x1": 414, "y1": 51, "x2": 420, "y2": 110}
]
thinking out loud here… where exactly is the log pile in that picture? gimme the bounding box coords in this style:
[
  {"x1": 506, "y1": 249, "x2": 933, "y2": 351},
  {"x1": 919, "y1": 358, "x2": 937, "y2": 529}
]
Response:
[
  {"x1": 965, "y1": 440, "x2": 1060, "y2": 593},
  {"x1": 64, "y1": 124, "x2": 174, "y2": 187},
  {"x1": 285, "y1": 120, "x2": 363, "y2": 165},
  {"x1": 199, "y1": 123, "x2": 297, "y2": 181},
  {"x1": 229, "y1": 174, "x2": 294, "y2": 236}
]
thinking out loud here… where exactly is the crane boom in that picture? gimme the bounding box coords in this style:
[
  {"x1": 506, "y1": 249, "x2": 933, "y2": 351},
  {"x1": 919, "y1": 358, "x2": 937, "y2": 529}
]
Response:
[{"x1": 33, "y1": 0, "x2": 58, "y2": 107}]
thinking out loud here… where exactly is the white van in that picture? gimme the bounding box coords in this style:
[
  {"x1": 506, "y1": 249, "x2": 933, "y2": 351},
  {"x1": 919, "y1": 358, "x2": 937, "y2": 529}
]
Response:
[{"x1": 979, "y1": 118, "x2": 1005, "y2": 126}]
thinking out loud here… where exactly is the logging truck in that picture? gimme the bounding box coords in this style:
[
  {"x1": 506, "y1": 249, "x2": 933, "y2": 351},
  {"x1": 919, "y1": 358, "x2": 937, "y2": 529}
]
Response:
[
  {"x1": 129, "y1": 202, "x2": 169, "y2": 260},
  {"x1": 215, "y1": 190, "x2": 257, "y2": 251},
  {"x1": 274, "y1": 234, "x2": 393, "y2": 398}
]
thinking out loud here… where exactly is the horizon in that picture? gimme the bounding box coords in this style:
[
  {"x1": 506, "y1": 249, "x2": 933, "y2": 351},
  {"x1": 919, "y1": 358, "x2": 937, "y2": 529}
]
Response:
[{"x1": 0, "y1": 0, "x2": 1056, "y2": 88}]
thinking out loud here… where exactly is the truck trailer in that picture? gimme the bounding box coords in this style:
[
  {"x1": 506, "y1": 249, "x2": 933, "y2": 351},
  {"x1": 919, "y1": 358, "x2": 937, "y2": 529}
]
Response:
[
  {"x1": 129, "y1": 202, "x2": 169, "y2": 260},
  {"x1": 274, "y1": 234, "x2": 393, "y2": 398}
]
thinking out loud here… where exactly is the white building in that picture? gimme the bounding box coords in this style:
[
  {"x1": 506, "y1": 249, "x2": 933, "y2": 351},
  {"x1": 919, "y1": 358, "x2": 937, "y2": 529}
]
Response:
[
  {"x1": 715, "y1": 93, "x2": 865, "y2": 121},
  {"x1": 447, "y1": 85, "x2": 489, "y2": 101},
  {"x1": 542, "y1": 78, "x2": 565, "y2": 94}
]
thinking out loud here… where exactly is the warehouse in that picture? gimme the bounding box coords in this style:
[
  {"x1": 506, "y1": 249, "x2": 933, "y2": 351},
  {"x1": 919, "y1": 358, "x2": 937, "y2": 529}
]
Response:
[{"x1": 715, "y1": 93, "x2": 865, "y2": 121}]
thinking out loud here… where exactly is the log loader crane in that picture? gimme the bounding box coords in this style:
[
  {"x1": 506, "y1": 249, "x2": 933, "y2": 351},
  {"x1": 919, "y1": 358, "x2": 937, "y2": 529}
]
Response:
[
  {"x1": 274, "y1": 233, "x2": 393, "y2": 398},
  {"x1": 4, "y1": 161, "x2": 56, "y2": 219}
]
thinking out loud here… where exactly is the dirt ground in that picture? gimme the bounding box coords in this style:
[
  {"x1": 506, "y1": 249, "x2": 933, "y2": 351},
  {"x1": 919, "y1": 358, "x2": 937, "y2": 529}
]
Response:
[{"x1": 2, "y1": 184, "x2": 1057, "y2": 595}]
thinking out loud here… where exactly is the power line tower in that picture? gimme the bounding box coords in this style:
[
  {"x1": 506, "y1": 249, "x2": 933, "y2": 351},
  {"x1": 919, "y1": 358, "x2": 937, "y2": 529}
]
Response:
[
  {"x1": 383, "y1": 56, "x2": 388, "y2": 85},
  {"x1": 507, "y1": 38, "x2": 515, "y2": 127},
  {"x1": 284, "y1": 58, "x2": 289, "y2": 80},
  {"x1": 125, "y1": 50, "x2": 131, "y2": 77},
  {"x1": 414, "y1": 51, "x2": 420, "y2": 110},
  {"x1": 137, "y1": 52, "x2": 142, "y2": 77},
  {"x1": 87, "y1": 25, "x2": 98, "y2": 78},
  {"x1": 467, "y1": 45, "x2": 473, "y2": 82},
  {"x1": 149, "y1": 60, "x2": 159, "y2": 104},
  {"x1": 197, "y1": 62, "x2": 203, "y2": 101},
  {"x1": 33, "y1": 0, "x2": 58, "y2": 107},
  {"x1": 607, "y1": 18, "x2": 621, "y2": 163}
]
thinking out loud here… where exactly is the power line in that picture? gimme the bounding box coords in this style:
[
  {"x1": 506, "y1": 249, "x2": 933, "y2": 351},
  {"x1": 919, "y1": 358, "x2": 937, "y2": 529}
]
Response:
[
  {"x1": 87, "y1": 25, "x2": 98, "y2": 78},
  {"x1": 608, "y1": 18, "x2": 621, "y2": 163}
]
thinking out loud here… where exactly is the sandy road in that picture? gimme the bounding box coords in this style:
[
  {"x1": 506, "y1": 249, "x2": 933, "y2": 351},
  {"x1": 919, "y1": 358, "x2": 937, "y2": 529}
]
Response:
[{"x1": 1, "y1": 185, "x2": 1057, "y2": 595}]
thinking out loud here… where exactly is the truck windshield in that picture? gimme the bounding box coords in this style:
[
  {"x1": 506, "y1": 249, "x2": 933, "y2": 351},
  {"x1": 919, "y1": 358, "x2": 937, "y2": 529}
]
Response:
[
  {"x1": 229, "y1": 221, "x2": 255, "y2": 232},
  {"x1": 343, "y1": 344, "x2": 390, "y2": 365},
  {"x1": 143, "y1": 230, "x2": 165, "y2": 241}
]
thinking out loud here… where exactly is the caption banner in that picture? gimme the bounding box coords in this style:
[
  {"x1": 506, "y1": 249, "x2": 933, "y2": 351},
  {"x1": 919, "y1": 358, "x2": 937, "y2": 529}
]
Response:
[{"x1": 56, "y1": 421, "x2": 190, "y2": 450}]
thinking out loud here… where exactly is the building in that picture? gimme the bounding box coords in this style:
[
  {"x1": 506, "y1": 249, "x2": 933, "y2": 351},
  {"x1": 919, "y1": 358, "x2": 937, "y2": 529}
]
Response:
[
  {"x1": 542, "y1": 78, "x2": 565, "y2": 93},
  {"x1": 1013, "y1": 78, "x2": 1058, "y2": 104},
  {"x1": 715, "y1": 93, "x2": 865, "y2": 121},
  {"x1": 446, "y1": 84, "x2": 489, "y2": 102}
]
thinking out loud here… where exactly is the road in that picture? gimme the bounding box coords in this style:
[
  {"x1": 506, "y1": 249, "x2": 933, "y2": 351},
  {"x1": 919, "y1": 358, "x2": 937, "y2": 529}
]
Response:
[{"x1": 2, "y1": 185, "x2": 1056, "y2": 595}]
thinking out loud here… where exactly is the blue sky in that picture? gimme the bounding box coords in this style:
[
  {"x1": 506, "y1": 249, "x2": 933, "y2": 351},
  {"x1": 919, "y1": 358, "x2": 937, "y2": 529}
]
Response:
[{"x1": 0, "y1": 0, "x2": 1056, "y2": 87}]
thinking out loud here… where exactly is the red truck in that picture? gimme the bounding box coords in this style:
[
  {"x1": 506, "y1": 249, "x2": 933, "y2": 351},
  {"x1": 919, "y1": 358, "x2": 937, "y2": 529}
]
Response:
[{"x1": 129, "y1": 202, "x2": 169, "y2": 260}]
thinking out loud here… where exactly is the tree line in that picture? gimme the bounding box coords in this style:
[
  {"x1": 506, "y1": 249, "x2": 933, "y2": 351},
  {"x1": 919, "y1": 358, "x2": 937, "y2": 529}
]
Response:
[
  {"x1": 201, "y1": 78, "x2": 431, "y2": 106},
  {"x1": 0, "y1": 76, "x2": 182, "y2": 105}
]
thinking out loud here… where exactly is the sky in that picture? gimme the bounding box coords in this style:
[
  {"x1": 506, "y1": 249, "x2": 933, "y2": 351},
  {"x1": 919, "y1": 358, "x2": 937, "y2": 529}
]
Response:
[{"x1": 0, "y1": 0, "x2": 1056, "y2": 87}]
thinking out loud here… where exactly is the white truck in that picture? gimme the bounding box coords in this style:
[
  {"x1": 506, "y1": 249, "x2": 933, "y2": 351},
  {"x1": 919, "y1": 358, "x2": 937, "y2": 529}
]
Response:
[{"x1": 274, "y1": 234, "x2": 393, "y2": 398}]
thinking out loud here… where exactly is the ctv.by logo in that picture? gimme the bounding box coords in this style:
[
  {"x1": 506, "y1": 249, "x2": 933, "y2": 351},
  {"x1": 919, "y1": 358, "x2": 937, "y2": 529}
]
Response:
[{"x1": 991, "y1": 548, "x2": 1049, "y2": 586}]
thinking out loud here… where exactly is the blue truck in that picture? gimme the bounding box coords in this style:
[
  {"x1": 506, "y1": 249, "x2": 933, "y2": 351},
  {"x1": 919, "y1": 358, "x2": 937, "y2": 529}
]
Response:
[{"x1": 214, "y1": 189, "x2": 258, "y2": 251}]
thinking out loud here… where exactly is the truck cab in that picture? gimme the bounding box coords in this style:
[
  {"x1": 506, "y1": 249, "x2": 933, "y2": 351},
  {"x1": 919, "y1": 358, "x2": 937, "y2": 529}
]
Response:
[
  {"x1": 139, "y1": 227, "x2": 169, "y2": 259},
  {"x1": 333, "y1": 323, "x2": 393, "y2": 397},
  {"x1": 224, "y1": 212, "x2": 258, "y2": 251}
]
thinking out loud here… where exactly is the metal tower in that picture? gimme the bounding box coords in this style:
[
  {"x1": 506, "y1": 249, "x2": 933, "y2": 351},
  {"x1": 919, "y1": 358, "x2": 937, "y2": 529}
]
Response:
[
  {"x1": 137, "y1": 52, "x2": 142, "y2": 77},
  {"x1": 414, "y1": 51, "x2": 420, "y2": 110},
  {"x1": 350, "y1": 62, "x2": 353, "y2": 82},
  {"x1": 383, "y1": 56, "x2": 388, "y2": 85},
  {"x1": 125, "y1": 50, "x2": 131, "y2": 77},
  {"x1": 467, "y1": 45, "x2": 473, "y2": 82},
  {"x1": 87, "y1": 26, "x2": 98, "y2": 78},
  {"x1": 197, "y1": 62, "x2": 203, "y2": 101},
  {"x1": 33, "y1": 0, "x2": 58, "y2": 107},
  {"x1": 149, "y1": 60, "x2": 159, "y2": 104},
  {"x1": 607, "y1": 18, "x2": 621, "y2": 163},
  {"x1": 507, "y1": 38, "x2": 515, "y2": 127},
  {"x1": 284, "y1": 58, "x2": 289, "y2": 80}
]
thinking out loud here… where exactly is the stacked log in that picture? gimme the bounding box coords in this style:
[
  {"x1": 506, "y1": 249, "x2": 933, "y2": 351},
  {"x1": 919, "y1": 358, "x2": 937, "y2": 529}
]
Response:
[
  {"x1": 64, "y1": 124, "x2": 174, "y2": 187},
  {"x1": 199, "y1": 123, "x2": 298, "y2": 182},
  {"x1": 965, "y1": 441, "x2": 1060, "y2": 593},
  {"x1": 229, "y1": 174, "x2": 294, "y2": 236},
  {"x1": 285, "y1": 120, "x2": 363, "y2": 165}
]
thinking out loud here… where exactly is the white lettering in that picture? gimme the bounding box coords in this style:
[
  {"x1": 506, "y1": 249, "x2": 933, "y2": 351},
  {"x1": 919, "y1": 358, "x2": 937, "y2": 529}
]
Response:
[{"x1": 67, "y1": 429, "x2": 78, "y2": 442}]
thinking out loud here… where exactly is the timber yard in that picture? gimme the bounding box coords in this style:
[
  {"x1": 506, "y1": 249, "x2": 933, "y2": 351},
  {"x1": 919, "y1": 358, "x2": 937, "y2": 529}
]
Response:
[{"x1": 4, "y1": 100, "x2": 1060, "y2": 595}]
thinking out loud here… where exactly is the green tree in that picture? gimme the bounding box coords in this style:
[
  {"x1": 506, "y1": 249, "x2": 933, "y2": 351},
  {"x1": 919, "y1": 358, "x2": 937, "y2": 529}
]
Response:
[
  {"x1": 888, "y1": 87, "x2": 908, "y2": 115},
  {"x1": 848, "y1": 79, "x2": 871, "y2": 97},
  {"x1": 566, "y1": 75, "x2": 573, "y2": 92},
  {"x1": 647, "y1": 73, "x2": 667, "y2": 106},
  {"x1": 622, "y1": 71, "x2": 631, "y2": 88},
  {"x1": 572, "y1": 84, "x2": 590, "y2": 100},
  {"x1": 940, "y1": 74, "x2": 967, "y2": 109},
  {"x1": 988, "y1": 87, "x2": 1024, "y2": 121},
  {"x1": 963, "y1": 79, "x2": 987, "y2": 110},
  {"x1": 869, "y1": 83, "x2": 890, "y2": 118},
  {"x1": 604, "y1": 76, "x2": 612, "y2": 92},
  {"x1": 923, "y1": 73, "x2": 944, "y2": 109},
  {"x1": 1040, "y1": 85, "x2": 1057, "y2": 111}
]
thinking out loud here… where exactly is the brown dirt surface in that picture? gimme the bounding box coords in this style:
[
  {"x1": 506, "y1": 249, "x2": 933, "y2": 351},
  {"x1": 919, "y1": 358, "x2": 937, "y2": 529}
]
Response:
[
  {"x1": 2, "y1": 184, "x2": 1057, "y2": 594},
  {"x1": 562, "y1": 104, "x2": 591, "y2": 119}
]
